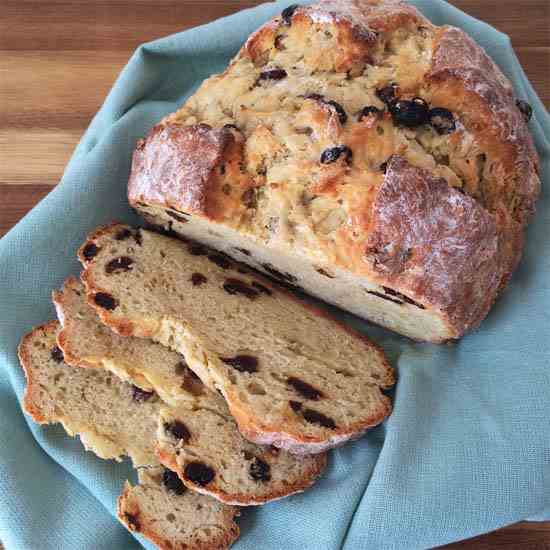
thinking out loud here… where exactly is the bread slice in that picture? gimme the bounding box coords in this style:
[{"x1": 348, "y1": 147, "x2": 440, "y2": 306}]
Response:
[
  {"x1": 52, "y1": 279, "x2": 327, "y2": 504},
  {"x1": 18, "y1": 321, "x2": 240, "y2": 550},
  {"x1": 119, "y1": 468, "x2": 239, "y2": 550},
  {"x1": 19, "y1": 320, "x2": 159, "y2": 467},
  {"x1": 128, "y1": 0, "x2": 539, "y2": 343},
  {"x1": 79, "y1": 223, "x2": 394, "y2": 454},
  {"x1": 156, "y1": 401, "x2": 325, "y2": 505}
]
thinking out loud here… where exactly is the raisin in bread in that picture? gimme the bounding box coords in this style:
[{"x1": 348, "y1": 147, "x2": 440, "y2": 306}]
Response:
[
  {"x1": 18, "y1": 321, "x2": 240, "y2": 550},
  {"x1": 52, "y1": 279, "x2": 327, "y2": 504},
  {"x1": 119, "y1": 468, "x2": 239, "y2": 550},
  {"x1": 78, "y1": 223, "x2": 394, "y2": 454},
  {"x1": 128, "y1": 0, "x2": 540, "y2": 343}
]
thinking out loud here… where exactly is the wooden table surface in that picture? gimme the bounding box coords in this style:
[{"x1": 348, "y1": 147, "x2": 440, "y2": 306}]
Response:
[{"x1": 1, "y1": 1, "x2": 549, "y2": 548}]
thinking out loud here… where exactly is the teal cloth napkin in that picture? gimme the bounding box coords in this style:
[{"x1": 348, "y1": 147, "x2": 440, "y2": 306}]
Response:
[{"x1": 1, "y1": 1, "x2": 549, "y2": 548}]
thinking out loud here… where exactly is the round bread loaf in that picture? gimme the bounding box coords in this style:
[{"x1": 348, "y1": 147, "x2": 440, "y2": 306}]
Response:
[{"x1": 128, "y1": 0, "x2": 540, "y2": 342}]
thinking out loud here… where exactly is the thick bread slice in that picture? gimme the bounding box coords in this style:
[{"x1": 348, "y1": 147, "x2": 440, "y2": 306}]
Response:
[
  {"x1": 79, "y1": 224, "x2": 394, "y2": 454},
  {"x1": 52, "y1": 279, "x2": 327, "y2": 504},
  {"x1": 156, "y1": 402, "x2": 326, "y2": 505},
  {"x1": 119, "y1": 468, "x2": 239, "y2": 550},
  {"x1": 18, "y1": 322, "x2": 240, "y2": 550},
  {"x1": 19, "y1": 320, "x2": 159, "y2": 467}
]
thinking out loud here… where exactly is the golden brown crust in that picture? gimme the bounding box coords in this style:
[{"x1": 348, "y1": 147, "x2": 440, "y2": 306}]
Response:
[
  {"x1": 427, "y1": 26, "x2": 540, "y2": 223},
  {"x1": 17, "y1": 321, "x2": 60, "y2": 424},
  {"x1": 365, "y1": 156, "x2": 501, "y2": 336}
]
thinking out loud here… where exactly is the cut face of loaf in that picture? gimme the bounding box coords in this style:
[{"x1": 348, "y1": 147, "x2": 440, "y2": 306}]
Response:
[
  {"x1": 53, "y1": 278, "x2": 327, "y2": 504},
  {"x1": 128, "y1": 0, "x2": 540, "y2": 342},
  {"x1": 18, "y1": 322, "x2": 240, "y2": 550},
  {"x1": 78, "y1": 224, "x2": 394, "y2": 454}
]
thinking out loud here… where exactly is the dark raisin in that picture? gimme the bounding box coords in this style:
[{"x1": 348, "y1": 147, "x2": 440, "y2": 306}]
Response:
[
  {"x1": 93, "y1": 293, "x2": 117, "y2": 310},
  {"x1": 124, "y1": 512, "x2": 140, "y2": 531},
  {"x1": 258, "y1": 69, "x2": 287, "y2": 81},
  {"x1": 224, "y1": 123, "x2": 240, "y2": 131},
  {"x1": 105, "y1": 256, "x2": 134, "y2": 274},
  {"x1": 223, "y1": 278, "x2": 260, "y2": 300},
  {"x1": 50, "y1": 346, "x2": 64, "y2": 363},
  {"x1": 184, "y1": 462, "x2": 215, "y2": 486},
  {"x1": 516, "y1": 99, "x2": 533, "y2": 122},
  {"x1": 115, "y1": 228, "x2": 132, "y2": 241},
  {"x1": 382, "y1": 286, "x2": 425, "y2": 309},
  {"x1": 274, "y1": 34, "x2": 285, "y2": 50},
  {"x1": 188, "y1": 243, "x2": 209, "y2": 256},
  {"x1": 234, "y1": 247, "x2": 251, "y2": 256},
  {"x1": 134, "y1": 229, "x2": 143, "y2": 246},
  {"x1": 357, "y1": 105, "x2": 381, "y2": 121},
  {"x1": 390, "y1": 97, "x2": 429, "y2": 128},
  {"x1": 428, "y1": 107, "x2": 456, "y2": 135},
  {"x1": 175, "y1": 360, "x2": 191, "y2": 376},
  {"x1": 131, "y1": 385, "x2": 155, "y2": 403},
  {"x1": 282, "y1": 4, "x2": 299, "y2": 25},
  {"x1": 241, "y1": 188, "x2": 257, "y2": 209},
  {"x1": 325, "y1": 100, "x2": 348, "y2": 125},
  {"x1": 166, "y1": 210, "x2": 189, "y2": 223},
  {"x1": 191, "y1": 273, "x2": 207, "y2": 286},
  {"x1": 380, "y1": 161, "x2": 389, "y2": 173},
  {"x1": 249, "y1": 457, "x2": 271, "y2": 482},
  {"x1": 367, "y1": 290, "x2": 403, "y2": 305},
  {"x1": 287, "y1": 377, "x2": 323, "y2": 400},
  {"x1": 289, "y1": 400, "x2": 303, "y2": 412},
  {"x1": 303, "y1": 409, "x2": 336, "y2": 429},
  {"x1": 376, "y1": 83, "x2": 399, "y2": 105},
  {"x1": 305, "y1": 93, "x2": 324, "y2": 102},
  {"x1": 164, "y1": 421, "x2": 191, "y2": 443},
  {"x1": 251, "y1": 281, "x2": 272, "y2": 295},
  {"x1": 220, "y1": 355, "x2": 259, "y2": 374},
  {"x1": 207, "y1": 253, "x2": 233, "y2": 270},
  {"x1": 320, "y1": 145, "x2": 353, "y2": 165},
  {"x1": 81, "y1": 242, "x2": 99, "y2": 262},
  {"x1": 261, "y1": 263, "x2": 297, "y2": 284},
  {"x1": 316, "y1": 268, "x2": 334, "y2": 278},
  {"x1": 162, "y1": 468, "x2": 186, "y2": 495}
]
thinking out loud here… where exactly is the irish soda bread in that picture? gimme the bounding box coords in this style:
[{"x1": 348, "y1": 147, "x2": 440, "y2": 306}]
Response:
[
  {"x1": 78, "y1": 223, "x2": 394, "y2": 454},
  {"x1": 52, "y1": 278, "x2": 327, "y2": 504},
  {"x1": 18, "y1": 322, "x2": 240, "y2": 550},
  {"x1": 128, "y1": 0, "x2": 540, "y2": 342}
]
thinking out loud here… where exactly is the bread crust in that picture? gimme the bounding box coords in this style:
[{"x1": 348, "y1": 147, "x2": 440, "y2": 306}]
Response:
[
  {"x1": 127, "y1": 0, "x2": 540, "y2": 342},
  {"x1": 17, "y1": 320, "x2": 60, "y2": 424}
]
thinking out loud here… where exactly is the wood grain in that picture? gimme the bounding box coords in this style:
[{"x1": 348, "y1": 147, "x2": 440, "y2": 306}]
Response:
[{"x1": 0, "y1": 2, "x2": 549, "y2": 547}]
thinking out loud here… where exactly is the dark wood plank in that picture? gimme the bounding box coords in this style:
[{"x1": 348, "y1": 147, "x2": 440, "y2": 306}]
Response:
[
  {"x1": 0, "y1": 185, "x2": 52, "y2": 238},
  {"x1": 0, "y1": 1, "x2": 264, "y2": 51},
  {"x1": 441, "y1": 521, "x2": 550, "y2": 550},
  {"x1": 1, "y1": 0, "x2": 548, "y2": 51}
]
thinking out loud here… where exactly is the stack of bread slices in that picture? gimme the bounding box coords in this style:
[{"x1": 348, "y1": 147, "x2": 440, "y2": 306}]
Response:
[{"x1": 18, "y1": 223, "x2": 394, "y2": 549}]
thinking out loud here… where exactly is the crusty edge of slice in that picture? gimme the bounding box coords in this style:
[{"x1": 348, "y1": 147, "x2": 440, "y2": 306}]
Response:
[
  {"x1": 17, "y1": 320, "x2": 128, "y2": 461},
  {"x1": 118, "y1": 479, "x2": 240, "y2": 550},
  {"x1": 155, "y1": 439, "x2": 327, "y2": 506},
  {"x1": 78, "y1": 223, "x2": 394, "y2": 454}
]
